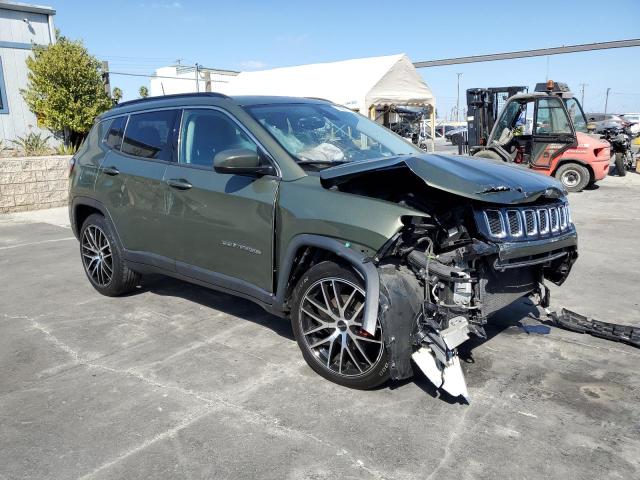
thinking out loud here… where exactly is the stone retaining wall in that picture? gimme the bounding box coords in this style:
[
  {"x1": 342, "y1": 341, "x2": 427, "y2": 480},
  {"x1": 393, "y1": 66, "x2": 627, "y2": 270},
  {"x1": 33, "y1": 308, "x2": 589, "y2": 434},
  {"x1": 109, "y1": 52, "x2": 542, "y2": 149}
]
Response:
[{"x1": 0, "y1": 155, "x2": 72, "y2": 213}]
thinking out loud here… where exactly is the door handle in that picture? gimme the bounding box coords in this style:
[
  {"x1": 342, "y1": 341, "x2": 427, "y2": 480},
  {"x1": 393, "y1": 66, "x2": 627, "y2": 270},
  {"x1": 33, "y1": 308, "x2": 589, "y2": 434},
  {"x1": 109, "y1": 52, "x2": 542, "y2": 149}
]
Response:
[
  {"x1": 166, "y1": 178, "x2": 193, "y2": 190},
  {"x1": 103, "y1": 166, "x2": 120, "y2": 176}
]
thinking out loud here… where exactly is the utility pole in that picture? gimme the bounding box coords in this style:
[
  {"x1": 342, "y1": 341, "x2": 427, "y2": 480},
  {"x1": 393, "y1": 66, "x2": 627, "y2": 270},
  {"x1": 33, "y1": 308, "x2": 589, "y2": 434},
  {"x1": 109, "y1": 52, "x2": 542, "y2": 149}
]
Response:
[
  {"x1": 604, "y1": 87, "x2": 611, "y2": 115},
  {"x1": 101, "y1": 61, "x2": 111, "y2": 97},
  {"x1": 456, "y1": 72, "x2": 463, "y2": 124},
  {"x1": 195, "y1": 63, "x2": 200, "y2": 92},
  {"x1": 579, "y1": 83, "x2": 588, "y2": 109}
]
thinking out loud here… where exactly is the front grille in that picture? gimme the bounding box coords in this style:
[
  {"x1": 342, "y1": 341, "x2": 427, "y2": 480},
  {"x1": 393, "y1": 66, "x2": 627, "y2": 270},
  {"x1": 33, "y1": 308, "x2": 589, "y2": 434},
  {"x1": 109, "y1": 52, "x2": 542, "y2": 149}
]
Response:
[
  {"x1": 506, "y1": 210, "x2": 522, "y2": 237},
  {"x1": 538, "y1": 209, "x2": 549, "y2": 234},
  {"x1": 477, "y1": 203, "x2": 573, "y2": 242},
  {"x1": 484, "y1": 210, "x2": 505, "y2": 238},
  {"x1": 523, "y1": 210, "x2": 537, "y2": 235}
]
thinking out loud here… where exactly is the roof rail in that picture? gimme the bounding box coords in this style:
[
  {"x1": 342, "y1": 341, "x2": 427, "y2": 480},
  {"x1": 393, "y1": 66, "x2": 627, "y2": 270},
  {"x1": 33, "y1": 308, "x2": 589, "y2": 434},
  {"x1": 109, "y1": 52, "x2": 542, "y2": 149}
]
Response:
[{"x1": 112, "y1": 92, "x2": 230, "y2": 109}]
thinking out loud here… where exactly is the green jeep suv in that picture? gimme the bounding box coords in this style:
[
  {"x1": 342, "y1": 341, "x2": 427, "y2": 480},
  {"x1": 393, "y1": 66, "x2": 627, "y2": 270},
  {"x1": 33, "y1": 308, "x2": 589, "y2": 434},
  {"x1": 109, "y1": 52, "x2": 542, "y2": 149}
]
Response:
[{"x1": 69, "y1": 93, "x2": 578, "y2": 399}]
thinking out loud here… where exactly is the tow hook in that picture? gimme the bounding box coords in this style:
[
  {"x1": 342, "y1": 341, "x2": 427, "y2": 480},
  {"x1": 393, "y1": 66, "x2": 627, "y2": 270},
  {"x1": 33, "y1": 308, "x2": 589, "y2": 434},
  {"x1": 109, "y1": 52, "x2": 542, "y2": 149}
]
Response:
[{"x1": 412, "y1": 316, "x2": 471, "y2": 402}]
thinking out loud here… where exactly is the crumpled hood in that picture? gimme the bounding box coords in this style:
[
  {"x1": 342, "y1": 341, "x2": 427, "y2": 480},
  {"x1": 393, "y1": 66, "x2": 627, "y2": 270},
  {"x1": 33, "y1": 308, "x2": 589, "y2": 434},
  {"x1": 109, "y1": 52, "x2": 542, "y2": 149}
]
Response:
[{"x1": 320, "y1": 153, "x2": 567, "y2": 204}]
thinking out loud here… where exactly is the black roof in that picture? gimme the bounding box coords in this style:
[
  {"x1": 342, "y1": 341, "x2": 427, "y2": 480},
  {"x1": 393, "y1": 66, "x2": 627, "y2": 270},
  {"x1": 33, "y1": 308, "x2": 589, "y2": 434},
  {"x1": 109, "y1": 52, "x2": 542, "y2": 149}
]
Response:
[
  {"x1": 111, "y1": 92, "x2": 228, "y2": 110},
  {"x1": 231, "y1": 95, "x2": 330, "y2": 106},
  {"x1": 102, "y1": 93, "x2": 330, "y2": 119}
]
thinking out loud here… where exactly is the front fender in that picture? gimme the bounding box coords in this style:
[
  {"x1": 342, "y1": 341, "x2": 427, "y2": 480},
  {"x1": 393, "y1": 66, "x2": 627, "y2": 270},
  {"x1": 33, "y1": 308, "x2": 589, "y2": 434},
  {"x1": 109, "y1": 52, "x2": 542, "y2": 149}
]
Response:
[{"x1": 274, "y1": 234, "x2": 380, "y2": 335}]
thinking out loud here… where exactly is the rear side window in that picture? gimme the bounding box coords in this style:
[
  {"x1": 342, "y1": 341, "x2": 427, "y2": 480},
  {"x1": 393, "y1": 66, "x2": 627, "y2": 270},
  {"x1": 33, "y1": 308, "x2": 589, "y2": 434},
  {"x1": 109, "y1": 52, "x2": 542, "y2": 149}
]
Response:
[
  {"x1": 103, "y1": 116, "x2": 127, "y2": 150},
  {"x1": 121, "y1": 110, "x2": 179, "y2": 161}
]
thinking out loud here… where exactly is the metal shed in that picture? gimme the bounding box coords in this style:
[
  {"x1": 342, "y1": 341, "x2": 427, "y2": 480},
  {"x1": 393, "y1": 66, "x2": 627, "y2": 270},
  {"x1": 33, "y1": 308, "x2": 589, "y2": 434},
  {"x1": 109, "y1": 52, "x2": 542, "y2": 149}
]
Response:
[{"x1": 0, "y1": 1, "x2": 56, "y2": 144}]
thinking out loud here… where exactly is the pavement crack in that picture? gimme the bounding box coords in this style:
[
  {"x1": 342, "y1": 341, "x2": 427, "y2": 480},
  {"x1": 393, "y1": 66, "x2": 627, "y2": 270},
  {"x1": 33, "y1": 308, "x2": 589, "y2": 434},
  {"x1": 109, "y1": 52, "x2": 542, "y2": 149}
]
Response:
[
  {"x1": 76, "y1": 407, "x2": 213, "y2": 480},
  {"x1": 21, "y1": 314, "x2": 391, "y2": 480}
]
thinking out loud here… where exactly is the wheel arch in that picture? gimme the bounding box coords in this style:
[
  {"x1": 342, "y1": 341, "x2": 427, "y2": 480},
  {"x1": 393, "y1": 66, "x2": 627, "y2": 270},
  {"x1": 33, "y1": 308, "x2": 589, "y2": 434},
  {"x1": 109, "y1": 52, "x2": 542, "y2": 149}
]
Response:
[
  {"x1": 274, "y1": 234, "x2": 380, "y2": 335},
  {"x1": 552, "y1": 158, "x2": 595, "y2": 183},
  {"x1": 70, "y1": 197, "x2": 125, "y2": 251}
]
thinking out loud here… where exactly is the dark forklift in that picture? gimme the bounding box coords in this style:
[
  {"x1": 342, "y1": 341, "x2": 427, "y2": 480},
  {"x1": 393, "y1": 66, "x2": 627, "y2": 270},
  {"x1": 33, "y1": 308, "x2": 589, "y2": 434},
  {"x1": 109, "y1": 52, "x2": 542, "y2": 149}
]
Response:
[{"x1": 467, "y1": 81, "x2": 611, "y2": 192}]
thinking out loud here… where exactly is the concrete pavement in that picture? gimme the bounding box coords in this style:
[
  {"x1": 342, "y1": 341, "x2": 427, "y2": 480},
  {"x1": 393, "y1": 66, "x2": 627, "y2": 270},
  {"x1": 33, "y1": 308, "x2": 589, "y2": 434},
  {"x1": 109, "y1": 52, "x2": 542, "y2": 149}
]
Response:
[{"x1": 0, "y1": 174, "x2": 638, "y2": 479}]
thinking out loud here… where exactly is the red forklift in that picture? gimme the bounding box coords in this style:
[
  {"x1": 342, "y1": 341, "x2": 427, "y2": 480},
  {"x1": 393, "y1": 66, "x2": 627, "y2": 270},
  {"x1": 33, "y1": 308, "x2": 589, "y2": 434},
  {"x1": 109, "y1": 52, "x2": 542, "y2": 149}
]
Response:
[{"x1": 468, "y1": 81, "x2": 610, "y2": 192}]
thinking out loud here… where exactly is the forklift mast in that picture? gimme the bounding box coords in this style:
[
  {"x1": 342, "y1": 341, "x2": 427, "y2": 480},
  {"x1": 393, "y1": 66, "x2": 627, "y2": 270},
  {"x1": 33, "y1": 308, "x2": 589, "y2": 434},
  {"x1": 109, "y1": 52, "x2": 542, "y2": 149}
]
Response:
[{"x1": 466, "y1": 86, "x2": 527, "y2": 149}]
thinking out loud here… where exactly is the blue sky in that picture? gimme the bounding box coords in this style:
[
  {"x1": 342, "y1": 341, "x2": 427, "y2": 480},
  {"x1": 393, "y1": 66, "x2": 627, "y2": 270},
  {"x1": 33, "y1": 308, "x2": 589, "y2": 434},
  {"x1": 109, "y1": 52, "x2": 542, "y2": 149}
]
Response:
[{"x1": 54, "y1": 0, "x2": 640, "y2": 114}]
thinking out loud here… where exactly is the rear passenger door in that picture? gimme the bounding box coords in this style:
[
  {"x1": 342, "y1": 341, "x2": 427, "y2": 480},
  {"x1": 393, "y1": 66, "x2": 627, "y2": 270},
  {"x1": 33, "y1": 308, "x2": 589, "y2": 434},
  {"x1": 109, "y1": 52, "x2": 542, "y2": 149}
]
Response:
[
  {"x1": 163, "y1": 108, "x2": 279, "y2": 294},
  {"x1": 95, "y1": 109, "x2": 179, "y2": 266}
]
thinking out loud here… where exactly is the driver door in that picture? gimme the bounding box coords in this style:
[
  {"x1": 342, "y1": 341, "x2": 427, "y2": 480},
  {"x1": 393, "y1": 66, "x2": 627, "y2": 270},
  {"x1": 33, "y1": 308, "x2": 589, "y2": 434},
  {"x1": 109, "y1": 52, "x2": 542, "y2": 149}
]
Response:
[
  {"x1": 530, "y1": 97, "x2": 576, "y2": 168},
  {"x1": 163, "y1": 108, "x2": 279, "y2": 295}
]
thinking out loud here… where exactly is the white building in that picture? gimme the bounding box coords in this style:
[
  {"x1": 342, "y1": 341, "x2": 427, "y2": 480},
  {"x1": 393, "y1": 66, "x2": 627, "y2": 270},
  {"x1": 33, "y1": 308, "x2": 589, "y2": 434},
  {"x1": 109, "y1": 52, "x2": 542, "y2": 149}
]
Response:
[
  {"x1": 149, "y1": 65, "x2": 239, "y2": 97},
  {"x1": 0, "y1": 0, "x2": 56, "y2": 144}
]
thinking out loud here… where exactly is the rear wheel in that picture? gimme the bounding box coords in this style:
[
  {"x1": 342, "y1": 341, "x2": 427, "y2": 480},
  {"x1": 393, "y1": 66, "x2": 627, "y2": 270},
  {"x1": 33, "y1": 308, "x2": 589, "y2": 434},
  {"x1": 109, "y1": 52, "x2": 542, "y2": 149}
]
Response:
[
  {"x1": 290, "y1": 261, "x2": 389, "y2": 389},
  {"x1": 80, "y1": 214, "x2": 140, "y2": 296},
  {"x1": 473, "y1": 149, "x2": 503, "y2": 161},
  {"x1": 554, "y1": 163, "x2": 590, "y2": 192},
  {"x1": 615, "y1": 153, "x2": 627, "y2": 176}
]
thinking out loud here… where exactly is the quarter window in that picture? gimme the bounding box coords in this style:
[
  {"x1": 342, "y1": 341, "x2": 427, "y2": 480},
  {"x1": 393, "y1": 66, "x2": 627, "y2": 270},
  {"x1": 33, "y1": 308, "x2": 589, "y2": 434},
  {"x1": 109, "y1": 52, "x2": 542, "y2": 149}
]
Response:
[
  {"x1": 103, "y1": 116, "x2": 127, "y2": 150},
  {"x1": 179, "y1": 109, "x2": 257, "y2": 167},
  {"x1": 121, "y1": 110, "x2": 179, "y2": 161}
]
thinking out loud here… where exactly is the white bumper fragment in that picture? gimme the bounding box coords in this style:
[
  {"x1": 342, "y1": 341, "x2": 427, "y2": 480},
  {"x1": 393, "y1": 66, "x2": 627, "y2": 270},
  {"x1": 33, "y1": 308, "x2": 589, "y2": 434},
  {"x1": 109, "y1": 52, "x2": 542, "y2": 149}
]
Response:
[{"x1": 412, "y1": 346, "x2": 469, "y2": 402}]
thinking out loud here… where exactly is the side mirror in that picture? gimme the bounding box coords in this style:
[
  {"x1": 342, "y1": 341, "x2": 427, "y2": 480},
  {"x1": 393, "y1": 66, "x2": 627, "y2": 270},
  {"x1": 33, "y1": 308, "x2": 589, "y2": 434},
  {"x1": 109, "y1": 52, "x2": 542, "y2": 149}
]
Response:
[{"x1": 213, "y1": 148, "x2": 275, "y2": 176}]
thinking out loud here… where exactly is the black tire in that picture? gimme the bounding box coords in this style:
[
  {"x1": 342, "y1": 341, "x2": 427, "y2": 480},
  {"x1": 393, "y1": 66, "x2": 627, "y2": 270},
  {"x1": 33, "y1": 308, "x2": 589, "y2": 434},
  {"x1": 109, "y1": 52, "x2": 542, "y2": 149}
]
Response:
[
  {"x1": 554, "y1": 163, "x2": 590, "y2": 192},
  {"x1": 615, "y1": 153, "x2": 627, "y2": 177},
  {"x1": 290, "y1": 261, "x2": 389, "y2": 389},
  {"x1": 473, "y1": 149, "x2": 503, "y2": 161},
  {"x1": 80, "y1": 213, "x2": 140, "y2": 296}
]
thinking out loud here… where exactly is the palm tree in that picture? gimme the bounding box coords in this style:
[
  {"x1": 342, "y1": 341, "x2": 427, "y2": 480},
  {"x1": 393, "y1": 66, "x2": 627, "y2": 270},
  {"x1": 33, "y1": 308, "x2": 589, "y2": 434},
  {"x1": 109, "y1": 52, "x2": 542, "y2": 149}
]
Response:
[{"x1": 112, "y1": 87, "x2": 123, "y2": 104}]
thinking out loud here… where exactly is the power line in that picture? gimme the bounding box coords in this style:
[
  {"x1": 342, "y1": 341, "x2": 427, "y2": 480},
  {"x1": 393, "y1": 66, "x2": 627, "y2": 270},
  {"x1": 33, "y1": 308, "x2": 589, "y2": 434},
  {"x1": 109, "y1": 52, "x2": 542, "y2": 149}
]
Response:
[
  {"x1": 108, "y1": 70, "x2": 230, "y2": 83},
  {"x1": 414, "y1": 39, "x2": 640, "y2": 68}
]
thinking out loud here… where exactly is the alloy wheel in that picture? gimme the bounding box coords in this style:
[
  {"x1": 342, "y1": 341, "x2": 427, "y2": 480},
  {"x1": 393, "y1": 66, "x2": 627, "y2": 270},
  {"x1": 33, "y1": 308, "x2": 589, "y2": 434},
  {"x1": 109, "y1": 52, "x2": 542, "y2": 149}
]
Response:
[
  {"x1": 81, "y1": 225, "x2": 113, "y2": 287},
  {"x1": 299, "y1": 277, "x2": 383, "y2": 377}
]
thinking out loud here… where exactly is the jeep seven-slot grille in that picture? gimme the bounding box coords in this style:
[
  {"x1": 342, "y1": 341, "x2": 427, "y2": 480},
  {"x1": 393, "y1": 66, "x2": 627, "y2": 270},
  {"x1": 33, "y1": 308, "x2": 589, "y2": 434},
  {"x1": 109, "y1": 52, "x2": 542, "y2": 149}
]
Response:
[{"x1": 479, "y1": 204, "x2": 573, "y2": 241}]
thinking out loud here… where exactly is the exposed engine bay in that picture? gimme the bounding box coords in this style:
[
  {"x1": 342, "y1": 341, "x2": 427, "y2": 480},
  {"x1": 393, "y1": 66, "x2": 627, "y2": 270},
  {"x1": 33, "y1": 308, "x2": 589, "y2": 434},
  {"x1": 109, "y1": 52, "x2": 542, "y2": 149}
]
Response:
[{"x1": 322, "y1": 159, "x2": 579, "y2": 401}]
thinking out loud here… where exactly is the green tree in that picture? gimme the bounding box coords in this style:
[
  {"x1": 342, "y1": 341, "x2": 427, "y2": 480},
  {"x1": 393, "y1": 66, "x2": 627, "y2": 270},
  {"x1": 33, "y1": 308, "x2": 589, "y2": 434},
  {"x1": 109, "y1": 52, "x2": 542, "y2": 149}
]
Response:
[
  {"x1": 112, "y1": 87, "x2": 123, "y2": 104},
  {"x1": 139, "y1": 86, "x2": 149, "y2": 98},
  {"x1": 21, "y1": 37, "x2": 112, "y2": 147}
]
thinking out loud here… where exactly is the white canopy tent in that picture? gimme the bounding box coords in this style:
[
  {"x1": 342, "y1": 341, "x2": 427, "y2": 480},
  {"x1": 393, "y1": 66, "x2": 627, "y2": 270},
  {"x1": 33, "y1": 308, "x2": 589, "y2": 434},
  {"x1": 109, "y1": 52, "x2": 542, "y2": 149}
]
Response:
[{"x1": 221, "y1": 54, "x2": 436, "y2": 150}]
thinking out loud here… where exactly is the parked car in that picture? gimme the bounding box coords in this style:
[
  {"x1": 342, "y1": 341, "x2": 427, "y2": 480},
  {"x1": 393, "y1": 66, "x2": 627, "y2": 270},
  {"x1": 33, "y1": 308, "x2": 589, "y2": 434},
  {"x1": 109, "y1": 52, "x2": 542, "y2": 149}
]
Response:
[
  {"x1": 436, "y1": 124, "x2": 458, "y2": 137},
  {"x1": 445, "y1": 126, "x2": 467, "y2": 145},
  {"x1": 620, "y1": 113, "x2": 640, "y2": 136},
  {"x1": 69, "y1": 93, "x2": 578, "y2": 400},
  {"x1": 587, "y1": 113, "x2": 626, "y2": 133}
]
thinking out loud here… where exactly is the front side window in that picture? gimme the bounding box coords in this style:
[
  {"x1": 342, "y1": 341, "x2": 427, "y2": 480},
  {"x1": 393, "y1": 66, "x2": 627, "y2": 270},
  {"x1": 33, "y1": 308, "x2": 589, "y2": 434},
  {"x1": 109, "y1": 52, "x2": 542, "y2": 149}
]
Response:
[
  {"x1": 245, "y1": 103, "x2": 419, "y2": 168},
  {"x1": 564, "y1": 98, "x2": 587, "y2": 133},
  {"x1": 179, "y1": 109, "x2": 257, "y2": 167},
  {"x1": 121, "y1": 110, "x2": 178, "y2": 160},
  {"x1": 103, "y1": 116, "x2": 127, "y2": 150},
  {"x1": 535, "y1": 98, "x2": 572, "y2": 135}
]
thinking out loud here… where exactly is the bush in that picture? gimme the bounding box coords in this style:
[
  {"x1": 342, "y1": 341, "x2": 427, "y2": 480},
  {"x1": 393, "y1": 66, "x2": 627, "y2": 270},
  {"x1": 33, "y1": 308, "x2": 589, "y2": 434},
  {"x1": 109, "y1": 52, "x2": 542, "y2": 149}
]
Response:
[
  {"x1": 10, "y1": 132, "x2": 52, "y2": 156},
  {"x1": 55, "y1": 143, "x2": 78, "y2": 155}
]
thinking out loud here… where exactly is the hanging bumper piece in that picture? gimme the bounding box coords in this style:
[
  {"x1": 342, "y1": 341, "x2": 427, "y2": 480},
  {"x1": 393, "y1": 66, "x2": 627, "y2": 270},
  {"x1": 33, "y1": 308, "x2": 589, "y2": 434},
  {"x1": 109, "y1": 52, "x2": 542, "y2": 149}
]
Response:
[{"x1": 549, "y1": 308, "x2": 640, "y2": 348}]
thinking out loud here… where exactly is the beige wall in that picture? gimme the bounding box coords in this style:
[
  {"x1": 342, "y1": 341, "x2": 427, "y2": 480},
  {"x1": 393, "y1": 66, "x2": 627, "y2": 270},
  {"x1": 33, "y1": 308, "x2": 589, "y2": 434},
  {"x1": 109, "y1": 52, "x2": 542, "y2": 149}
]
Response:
[{"x1": 0, "y1": 155, "x2": 70, "y2": 213}]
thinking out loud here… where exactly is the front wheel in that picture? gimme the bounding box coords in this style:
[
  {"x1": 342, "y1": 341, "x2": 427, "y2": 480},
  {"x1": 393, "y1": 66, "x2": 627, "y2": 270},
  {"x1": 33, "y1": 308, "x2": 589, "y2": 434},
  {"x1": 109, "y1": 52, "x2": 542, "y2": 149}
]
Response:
[
  {"x1": 554, "y1": 163, "x2": 590, "y2": 192},
  {"x1": 615, "y1": 153, "x2": 627, "y2": 176},
  {"x1": 290, "y1": 261, "x2": 389, "y2": 389}
]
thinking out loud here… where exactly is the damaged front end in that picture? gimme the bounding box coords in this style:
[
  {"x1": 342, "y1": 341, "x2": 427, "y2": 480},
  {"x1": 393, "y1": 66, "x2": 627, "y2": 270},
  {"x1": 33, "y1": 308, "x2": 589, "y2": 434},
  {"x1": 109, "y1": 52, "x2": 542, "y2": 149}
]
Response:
[{"x1": 322, "y1": 154, "x2": 579, "y2": 401}]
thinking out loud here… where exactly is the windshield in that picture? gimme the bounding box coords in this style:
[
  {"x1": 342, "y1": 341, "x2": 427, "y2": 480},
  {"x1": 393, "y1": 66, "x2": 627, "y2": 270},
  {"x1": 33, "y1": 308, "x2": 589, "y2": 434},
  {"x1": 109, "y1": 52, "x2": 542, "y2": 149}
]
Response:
[{"x1": 245, "y1": 103, "x2": 420, "y2": 167}]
